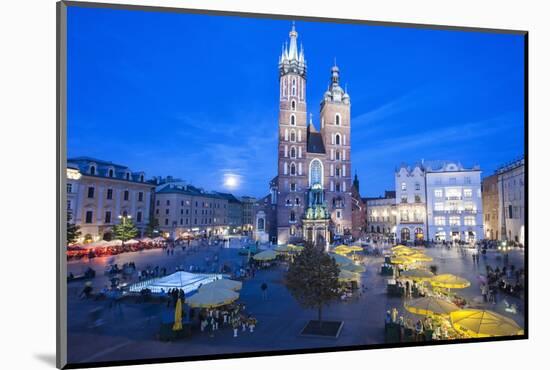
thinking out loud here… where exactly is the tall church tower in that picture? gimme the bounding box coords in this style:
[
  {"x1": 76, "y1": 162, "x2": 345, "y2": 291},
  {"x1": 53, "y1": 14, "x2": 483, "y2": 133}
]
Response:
[
  {"x1": 276, "y1": 23, "x2": 308, "y2": 244},
  {"x1": 320, "y1": 63, "x2": 352, "y2": 236}
]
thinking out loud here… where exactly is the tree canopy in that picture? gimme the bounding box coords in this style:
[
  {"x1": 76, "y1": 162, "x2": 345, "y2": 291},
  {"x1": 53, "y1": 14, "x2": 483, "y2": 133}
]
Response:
[
  {"x1": 113, "y1": 218, "x2": 139, "y2": 242},
  {"x1": 285, "y1": 242, "x2": 341, "y2": 323}
]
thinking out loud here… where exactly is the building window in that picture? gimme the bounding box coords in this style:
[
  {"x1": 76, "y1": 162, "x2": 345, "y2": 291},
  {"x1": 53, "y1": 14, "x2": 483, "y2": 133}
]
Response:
[
  {"x1": 290, "y1": 147, "x2": 296, "y2": 158},
  {"x1": 105, "y1": 211, "x2": 111, "y2": 224},
  {"x1": 434, "y1": 189, "x2": 443, "y2": 198},
  {"x1": 414, "y1": 194, "x2": 421, "y2": 203},
  {"x1": 508, "y1": 205, "x2": 513, "y2": 219},
  {"x1": 415, "y1": 182, "x2": 420, "y2": 191},
  {"x1": 108, "y1": 169, "x2": 114, "y2": 177},
  {"x1": 434, "y1": 216, "x2": 445, "y2": 226},
  {"x1": 464, "y1": 188, "x2": 473, "y2": 198},
  {"x1": 335, "y1": 151, "x2": 340, "y2": 161},
  {"x1": 290, "y1": 211, "x2": 296, "y2": 222},
  {"x1": 165, "y1": 209, "x2": 169, "y2": 215},
  {"x1": 464, "y1": 216, "x2": 475, "y2": 226},
  {"x1": 87, "y1": 187, "x2": 95, "y2": 199},
  {"x1": 465, "y1": 177, "x2": 471, "y2": 184},
  {"x1": 400, "y1": 211, "x2": 409, "y2": 222},
  {"x1": 126, "y1": 173, "x2": 130, "y2": 180},
  {"x1": 335, "y1": 113, "x2": 341, "y2": 126},
  {"x1": 449, "y1": 216, "x2": 460, "y2": 226},
  {"x1": 290, "y1": 130, "x2": 296, "y2": 142},
  {"x1": 335, "y1": 183, "x2": 341, "y2": 192},
  {"x1": 89, "y1": 166, "x2": 96, "y2": 175},
  {"x1": 123, "y1": 190, "x2": 129, "y2": 201},
  {"x1": 85, "y1": 211, "x2": 93, "y2": 224},
  {"x1": 290, "y1": 114, "x2": 296, "y2": 125},
  {"x1": 290, "y1": 163, "x2": 296, "y2": 176},
  {"x1": 140, "y1": 174, "x2": 144, "y2": 182},
  {"x1": 295, "y1": 197, "x2": 300, "y2": 205},
  {"x1": 106, "y1": 188, "x2": 113, "y2": 200},
  {"x1": 401, "y1": 182, "x2": 407, "y2": 191},
  {"x1": 401, "y1": 195, "x2": 407, "y2": 203},
  {"x1": 67, "y1": 183, "x2": 72, "y2": 193},
  {"x1": 337, "y1": 211, "x2": 342, "y2": 219},
  {"x1": 449, "y1": 177, "x2": 457, "y2": 184},
  {"x1": 164, "y1": 218, "x2": 168, "y2": 226},
  {"x1": 291, "y1": 100, "x2": 296, "y2": 111},
  {"x1": 335, "y1": 133, "x2": 341, "y2": 145},
  {"x1": 257, "y1": 218, "x2": 265, "y2": 231},
  {"x1": 138, "y1": 192, "x2": 144, "y2": 202},
  {"x1": 434, "y1": 202, "x2": 444, "y2": 211},
  {"x1": 155, "y1": 209, "x2": 159, "y2": 215},
  {"x1": 335, "y1": 167, "x2": 340, "y2": 177},
  {"x1": 290, "y1": 183, "x2": 296, "y2": 191}
]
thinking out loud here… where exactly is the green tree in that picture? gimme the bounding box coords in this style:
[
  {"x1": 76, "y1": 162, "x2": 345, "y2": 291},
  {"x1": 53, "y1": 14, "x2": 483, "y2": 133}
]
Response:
[
  {"x1": 285, "y1": 242, "x2": 341, "y2": 326},
  {"x1": 67, "y1": 211, "x2": 81, "y2": 245},
  {"x1": 144, "y1": 217, "x2": 160, "y2": 238},
  {"x1": 113, "y1": 217, "x2": 139, "y2": 244}
]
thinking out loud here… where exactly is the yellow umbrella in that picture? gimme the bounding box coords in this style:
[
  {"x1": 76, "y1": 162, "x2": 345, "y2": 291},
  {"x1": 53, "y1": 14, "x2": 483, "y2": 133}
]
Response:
[
  {"x1": 172, "y1": 297, "x2": 183, "y2": 331},
  {"x1": 274, "y1": 245, "x2": 291, "y2": 253},
  {"x1": 338, "y1": 270, "x2": 359, "y2": 282},
  {"x1": 291, "y1": 245, "x2": 304, "y2": 253},
  {"x1": 408, "y1": 253, "x2": 433, "y2": 262},
  {"x1": 341, "y1": 264, "x2": 366, "y2": 273},
  {"x1": 392, "y1": 245, "x2": 409, "y2": 251},
  {"x1": 430, "y1": 274, "x2": 471, "y2": 289},
  {"x1": 393, "y1": 248, "x2": 416, "y2": 256},
  {"x1": 401, "y1": 268, "x2": 434, "y2": 280},
  {"x1": 187, "y1": 288, "x2": 239, "y2": 308},
  {"x1": 450, "y1": 309, "x2": 523, "y2": 337},
  {"x1": 199, "y1": 279, "x2": 242, "y2": 291},
  {"x1": 390, "y1": 256, "x2": 413, "y2": 265},
  {"x1": 334, "y1": 245, "x2": 351, "y2": 255},
  {"x1": 347, "y1": 245, "x2": 363, "y2": 252},
  {"x1": 405, "y1": 296, "x2": 460, "y2": 316},
  {"x1": 253, "y1": 249, "x2": 278, "y2": 261}
]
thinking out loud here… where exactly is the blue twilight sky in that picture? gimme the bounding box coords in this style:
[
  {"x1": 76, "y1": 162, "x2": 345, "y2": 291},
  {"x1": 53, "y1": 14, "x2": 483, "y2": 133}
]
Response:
[{"x1": 67, "y1": 6, "x2": 525, "y2": 198}]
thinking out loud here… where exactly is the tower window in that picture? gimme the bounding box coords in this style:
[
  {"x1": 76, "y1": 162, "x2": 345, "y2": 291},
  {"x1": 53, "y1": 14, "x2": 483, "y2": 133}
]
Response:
[
  {"x1": 335, "y1": 113, "x2": 341, "y2": 126},
  {"x1": 290, "y1": 163, "x2": 296, "y2": 176},
  {"x1": 292, "y1": 78, "x2": 296, "y2": 96},
  {"x1": 290, "y1": 114, "x2": 296, "y2": 126},
  {"x1": 335, "y1": 133, "x2": 341, "y2": 145},
  {"x1": 336, "y1": 151, "x2": 340, "y2": 160},
  {"x1": 291, "y1": 100, "x2": 296, "y2": 111},
  {"x1": 290, "y1": 147, "x2": 296, "y2": 158},
  {"x1": 290, "y1": 211, "x2": 296, "y2": 222},
  {"x1": 290, "y1": 130, "x2": 296, "y2": 142}
]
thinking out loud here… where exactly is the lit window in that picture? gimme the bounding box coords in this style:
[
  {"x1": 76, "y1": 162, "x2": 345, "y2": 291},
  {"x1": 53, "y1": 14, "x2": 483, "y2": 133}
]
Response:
[
  {"x1": 401, "y1": 182, "x2": 407, "y2": 191},
  {"x1": 434, "y1": 216, "x2": 445, "y2": 226},
  {"x1": 464, "y1": 188, "x2": 473, "y2": 197},
  {"x1": 464, "y1": 216, "x2": 475, "y2": 226},
  {"x1": 449, "y1": 216, "x2": 460, "y2": 226},
  {"x1": 434, "y1": 202, "x2": 444, "y2": 211}
]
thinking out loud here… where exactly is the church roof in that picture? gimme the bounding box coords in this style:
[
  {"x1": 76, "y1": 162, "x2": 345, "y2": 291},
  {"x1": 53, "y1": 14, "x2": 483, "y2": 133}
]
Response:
[{"x1": 306, "y1": 124, "x2": 326, "y2": 154}]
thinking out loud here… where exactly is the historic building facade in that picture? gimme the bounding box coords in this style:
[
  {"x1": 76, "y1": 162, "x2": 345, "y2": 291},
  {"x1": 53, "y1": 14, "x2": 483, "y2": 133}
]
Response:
[
  {"x1": 258, "y1": 23, "x2": 352, "y2": 247},
  {"x1": 395, "y1": 161, "x2": 483, "y2": 243},
  {"x1": 66, "y1": 157, "x2": 153, "y2": 242},
  {"x1": 153, "y1": 183, "x2": 230, "y2": 238},
  {"x1": 365, "y1": 191, "x2": 397, "y2": 238},
  {"x1": 496, "y1": 157, "x2": 525, "y2": 244},
  {"x1": 482, "y1": 173, "x2": 500, "y2": 240}
]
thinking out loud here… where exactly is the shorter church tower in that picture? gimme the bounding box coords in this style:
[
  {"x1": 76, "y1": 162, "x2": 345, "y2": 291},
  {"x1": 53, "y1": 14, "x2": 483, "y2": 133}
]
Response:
[{"x1": 320, "y1": 63, "x2": 352, "y2": 237}]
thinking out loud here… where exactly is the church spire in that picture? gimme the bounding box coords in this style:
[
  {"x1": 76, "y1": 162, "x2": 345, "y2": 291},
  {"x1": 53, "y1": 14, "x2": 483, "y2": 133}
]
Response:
[{"x1": 278, "y1": 22, "x2": 307, "y2": 78}]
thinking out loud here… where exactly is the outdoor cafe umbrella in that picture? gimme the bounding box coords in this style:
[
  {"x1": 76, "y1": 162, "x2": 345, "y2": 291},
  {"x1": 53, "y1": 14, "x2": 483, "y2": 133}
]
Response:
[
  {"x1": 390, "y1": 256, "x2": 413, "y2": 265},
  {"x1": 252, "y1": 249, "x2": 278, "y2": 261},
  {"x1": 172, "y1": 297, "x2": 183, "y2": 331},
  {"x1": 338, "y1": 270, "x2": 359, "y2": 282},
  {"x1": 393, "y1": 248, "x2": 415, "y2": 256},
  {"x1": 341, "y1": 264, "x2": 366, "y2": 273},
  {"x1": 430, "y1": 274, "x2": 471, "y2": 289},
  {"x1": 405, "y1": 296, "x2": 460, "y2": 316},
  {"x1": 408, "y1": 253, "x2": 433, "y2": 262},
  {"x1": 274, "y1": 245, "x2": 292, "y2": 253},
  {"x1": 392, "y1": 245, "x2": 409, "y2": 251},
  {"x1": 450, "y1": 309, "x2": 523, "y2": 337},
  {"x1": 200, "y1": 279, "x2": 242, "y2": 292},
  {"x1": 334, "y1": 245, "x2": 351, "y2": 255},
  {"x1": 329, "y1": 253, "x2": 354, "y2": 266},
  {"x1": 187, "y1": 287, "x2": 239, "y2": 308},
  {"x1": 347, "y1": 246, "x2": 363, "y2": 252},
  {"x1": 401, "y1": 268, "x2": 434, "y2": 280}
]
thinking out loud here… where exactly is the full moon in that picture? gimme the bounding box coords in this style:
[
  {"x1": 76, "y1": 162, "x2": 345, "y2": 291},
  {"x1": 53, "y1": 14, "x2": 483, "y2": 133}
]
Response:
[{"x1": 223, "y1": 173, "x2": 240, "y2": 190}]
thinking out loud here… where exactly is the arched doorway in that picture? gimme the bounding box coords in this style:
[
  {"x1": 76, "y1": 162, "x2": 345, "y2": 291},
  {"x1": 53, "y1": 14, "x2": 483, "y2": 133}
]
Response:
[
  {"x1": 414, "y1": 227, "x2": 424, "y2": 241},
  {"x1": 401, "y1": 228, "x2": 410, "y2": 241}
]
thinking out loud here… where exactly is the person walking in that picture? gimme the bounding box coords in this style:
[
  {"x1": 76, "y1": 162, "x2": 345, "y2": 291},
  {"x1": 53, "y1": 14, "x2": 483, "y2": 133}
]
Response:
[{"x1": 260, "y1": 282, "x2": 268, "y2": 300}]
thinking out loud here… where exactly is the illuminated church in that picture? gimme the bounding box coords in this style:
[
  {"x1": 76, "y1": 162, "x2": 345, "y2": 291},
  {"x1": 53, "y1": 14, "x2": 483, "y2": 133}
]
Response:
[{"x1": 254, "y1": 23, "x2": 353, "y2": 248}]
